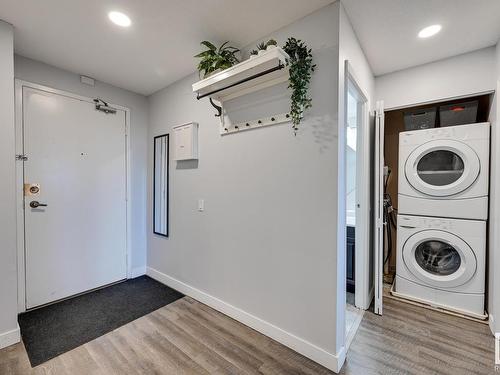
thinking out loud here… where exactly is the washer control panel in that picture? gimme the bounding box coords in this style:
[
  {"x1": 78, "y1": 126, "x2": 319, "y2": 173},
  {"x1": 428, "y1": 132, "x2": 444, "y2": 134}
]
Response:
[{"x1": 399, "y1": 215, "x2": 454, "y2": 231}]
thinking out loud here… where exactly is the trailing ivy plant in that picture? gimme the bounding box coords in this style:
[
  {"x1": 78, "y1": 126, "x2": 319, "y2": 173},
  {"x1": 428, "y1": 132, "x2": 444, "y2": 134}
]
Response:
[
  {"x1": 283, "y1": 37, "x2": 315, "y2": 134},
  {"x1": 194, "y1": 41, "x2": 240, "y2": 78}
]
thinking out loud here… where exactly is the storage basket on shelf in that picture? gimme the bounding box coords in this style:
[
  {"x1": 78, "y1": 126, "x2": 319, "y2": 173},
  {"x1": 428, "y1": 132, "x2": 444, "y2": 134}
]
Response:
[
  {"x1": 403, "y1": 107, "x2": 437, "y2": 131},
  {"x1": 439, "y1": 100, "x2": 478, "y2": 127}
]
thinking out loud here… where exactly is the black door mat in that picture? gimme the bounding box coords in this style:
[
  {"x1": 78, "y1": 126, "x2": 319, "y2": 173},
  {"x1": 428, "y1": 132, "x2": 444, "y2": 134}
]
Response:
[{"x1": 18, "y1": 275, "x2": 183, "y2": 367}]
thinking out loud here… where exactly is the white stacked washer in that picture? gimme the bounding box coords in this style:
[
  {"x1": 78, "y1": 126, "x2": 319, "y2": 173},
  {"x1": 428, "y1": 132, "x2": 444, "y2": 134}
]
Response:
[{"x1": 395, "y1": 122, "x2": 490, "y2": 318}]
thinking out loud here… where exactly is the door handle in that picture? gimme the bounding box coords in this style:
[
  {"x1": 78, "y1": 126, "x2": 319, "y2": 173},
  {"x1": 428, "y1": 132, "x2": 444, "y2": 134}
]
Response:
[{"x1": 30, "y1": 201, "x2": 48, "y2": 208}]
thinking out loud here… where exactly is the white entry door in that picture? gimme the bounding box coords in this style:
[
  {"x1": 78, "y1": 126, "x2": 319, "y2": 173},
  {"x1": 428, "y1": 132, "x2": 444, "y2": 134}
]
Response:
[
  {"x1": 23, "y1": 86, "x2": 127, "y2": 309},
  {"x1": 373, "y1": 100, "x2": 385, "y2": 315}
]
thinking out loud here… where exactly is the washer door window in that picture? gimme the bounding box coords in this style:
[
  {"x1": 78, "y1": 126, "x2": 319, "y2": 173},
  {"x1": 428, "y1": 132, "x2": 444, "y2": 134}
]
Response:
[
  {"x1": 405, "y1": 140, "x2": 480, "y2": 197},
  {"x1": 402, "y1": 230, "x2": 477, "y2": 288},
  {"x1": 414, "y1": 240, "x2": 461, "y2": 276}
]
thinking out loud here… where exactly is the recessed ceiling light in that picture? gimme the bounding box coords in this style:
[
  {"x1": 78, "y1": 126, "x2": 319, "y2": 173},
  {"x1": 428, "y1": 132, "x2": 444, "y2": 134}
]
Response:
[
  {"x1": 418, "y1": 24, "x2": 441, "y2": 38},
  {"x1": 108, "y1": 11, "x2": 131, "y2": 27}
]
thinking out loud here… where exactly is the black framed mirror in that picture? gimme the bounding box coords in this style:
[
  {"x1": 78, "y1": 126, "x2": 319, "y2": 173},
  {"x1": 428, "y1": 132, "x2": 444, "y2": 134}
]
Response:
[{"x1": 153, "y1": 134, "x2": 169, "y2": 237}]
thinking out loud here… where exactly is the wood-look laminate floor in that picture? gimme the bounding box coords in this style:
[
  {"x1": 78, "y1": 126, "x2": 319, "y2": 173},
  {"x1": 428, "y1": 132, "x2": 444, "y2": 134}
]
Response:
[
  {"x1": 345, "y1": 302, "x2": 364, "y2": 351},
  {"x1": 0, "y1": 296, "x2": 496, "y2": 375},
  {"x1": 341, "y1": 297, "x2": 496, "y2": 375}
]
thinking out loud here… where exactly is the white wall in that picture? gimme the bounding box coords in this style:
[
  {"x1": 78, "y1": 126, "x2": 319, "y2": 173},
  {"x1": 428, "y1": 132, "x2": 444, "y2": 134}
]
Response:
[
  {"x1": 338, "y1": 3, "x2": 375, "y2": 109},
  {"x1": 0, "y1": 20, "x2": 20, "y2": 349},
  {"x1": 375, "y1": 47, "x2": 496, "y2": 109},
  {"x1": 147, "y1": 3, "x2": 343, "y2": 371},
  {"x1": 337, "y1": 1, "x2": 375, "y2": 321},
  {"x1": 14, "y1": 56, "x2": 149, "y2": 274},
  {"x1": 489, "y1": 42, "x2": 500, "y2": 335}
]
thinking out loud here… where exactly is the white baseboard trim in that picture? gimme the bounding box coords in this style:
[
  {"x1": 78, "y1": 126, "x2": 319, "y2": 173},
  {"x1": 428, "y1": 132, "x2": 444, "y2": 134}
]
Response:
[
  {"x1": 0, "y1": 324, "x2": 20, "y2": 350},
  {"x1": 147, "y1": 266, "x2": 345, "y2": 373},
  {"x1": 130, "y1": 266, "x2": 147, "y2": 278}
]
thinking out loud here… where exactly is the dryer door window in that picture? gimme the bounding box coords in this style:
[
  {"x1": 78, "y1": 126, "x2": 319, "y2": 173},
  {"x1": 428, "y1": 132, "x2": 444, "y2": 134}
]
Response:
[
  {"x1": 405, "y1": 140, "x2": 480, "y2": 197},
  {"x1": 403, "y1": 230, "x2": 477, "y2": 288},
  {"x1": 416, "y1": 150, "x2": 464, "y2": 186}
]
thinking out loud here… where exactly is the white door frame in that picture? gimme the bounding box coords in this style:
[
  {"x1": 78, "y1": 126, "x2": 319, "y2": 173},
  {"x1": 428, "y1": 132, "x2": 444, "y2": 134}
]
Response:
[
  {"x1": 14, "y1": 80, "x2": 132, "y2": 313},
  {"x1": 343, "y1": 62, "x2": 372, "y2": 311},
  {"x1": 373, "y1": 100, "x2": 385, "y2": 315}
]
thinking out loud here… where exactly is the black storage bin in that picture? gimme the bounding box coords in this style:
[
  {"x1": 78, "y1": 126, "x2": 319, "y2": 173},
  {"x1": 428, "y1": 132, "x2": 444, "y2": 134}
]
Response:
[
  {"x1": 439, "y1": 100, "x2": 478, "y2": 127},
  {"x1": 403, "y1": 107, "x2": 437, "y2": 131}
]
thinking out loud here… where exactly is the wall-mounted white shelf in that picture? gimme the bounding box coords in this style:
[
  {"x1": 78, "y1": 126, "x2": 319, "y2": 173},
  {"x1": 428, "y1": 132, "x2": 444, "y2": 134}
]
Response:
[{"x1": 192, "y1": 47, "x2": 289, "y2": 102}]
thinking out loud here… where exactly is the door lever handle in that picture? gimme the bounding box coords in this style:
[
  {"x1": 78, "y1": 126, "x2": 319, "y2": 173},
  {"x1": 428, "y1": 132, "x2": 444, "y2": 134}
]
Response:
[{"x1": 30, "y1": 201, "x2": 48, "y2": 208}]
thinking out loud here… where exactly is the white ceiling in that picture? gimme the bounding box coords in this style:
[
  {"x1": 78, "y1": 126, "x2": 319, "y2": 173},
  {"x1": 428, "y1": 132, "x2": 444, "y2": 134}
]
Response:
[
  {"x1": 0, "y1": 0, "x2": 332, "y2": 95},
  {"x1": 3, "y1": 1, "x2": 500, "y2": 94},
  {"x1": 342, "y1": 0, "x2": 500, "y2": 76}
]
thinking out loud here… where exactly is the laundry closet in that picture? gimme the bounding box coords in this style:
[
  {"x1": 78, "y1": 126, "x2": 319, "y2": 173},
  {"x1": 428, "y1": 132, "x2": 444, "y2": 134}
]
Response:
[{"x1": 374, "y1": 93, "x2": 493, "y2": 321}]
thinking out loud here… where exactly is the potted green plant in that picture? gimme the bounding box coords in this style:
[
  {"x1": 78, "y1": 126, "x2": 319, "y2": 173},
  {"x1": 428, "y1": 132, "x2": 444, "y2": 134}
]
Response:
[
  {"x1": 283, "y1": 37, "x2": 316, "y2": 134},
  {"x1": 265, "y1": 39, "x2": 278, "y2": 50},
  {"x1": 256, "y1": 42, "x2": 267, "y2": 56},
  {"x1": 194, "y1": 41, "x2": 240, "y2": 79},
  {"x1": 249, "y1": 49, "x2": 258, "y2": 59},
  {"x1": 254, "y1": 39, "x2": 278, "y2": 56}
]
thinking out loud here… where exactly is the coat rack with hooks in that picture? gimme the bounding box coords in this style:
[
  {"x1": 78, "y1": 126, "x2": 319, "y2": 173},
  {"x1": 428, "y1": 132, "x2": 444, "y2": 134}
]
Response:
[
  {"x1": 192, "y1": 48, "x2": 291, "y2": 136},
  {"x1": 221, "y1": 112, "x2": 290, "y2": 135}
]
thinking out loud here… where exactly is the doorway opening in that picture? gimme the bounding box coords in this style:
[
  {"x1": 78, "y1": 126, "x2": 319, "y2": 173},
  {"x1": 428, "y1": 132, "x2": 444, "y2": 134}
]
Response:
[
  {"x1": 344, "y1": 70, "x2": 367, "y2": 348},
  {"x1": 372, "y1": 93, "x2": 493, "y2": 318}
]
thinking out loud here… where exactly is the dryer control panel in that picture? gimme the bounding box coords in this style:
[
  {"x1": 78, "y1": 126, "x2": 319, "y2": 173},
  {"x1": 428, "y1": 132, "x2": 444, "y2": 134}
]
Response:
[{"x1": 400, "y1": 122, "x2": 490, "y2": 145}]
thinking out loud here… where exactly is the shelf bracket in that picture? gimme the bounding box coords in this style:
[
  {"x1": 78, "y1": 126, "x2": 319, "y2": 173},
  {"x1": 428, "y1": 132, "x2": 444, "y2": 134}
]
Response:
[{"x1": 209, "y1": 98, "x2": 222, "y2": 117}]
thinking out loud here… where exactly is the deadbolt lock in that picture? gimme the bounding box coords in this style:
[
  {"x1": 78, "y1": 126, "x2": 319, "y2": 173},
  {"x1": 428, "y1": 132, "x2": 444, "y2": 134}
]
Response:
[{"x1": 24, "y1": 183, "x2": 40, "y2": 196}]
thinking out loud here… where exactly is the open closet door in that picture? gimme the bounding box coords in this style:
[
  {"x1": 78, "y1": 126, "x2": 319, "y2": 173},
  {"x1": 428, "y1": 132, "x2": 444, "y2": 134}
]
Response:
[{"x1": 373, "y1": 100, "x2": 385, "y2": 315}]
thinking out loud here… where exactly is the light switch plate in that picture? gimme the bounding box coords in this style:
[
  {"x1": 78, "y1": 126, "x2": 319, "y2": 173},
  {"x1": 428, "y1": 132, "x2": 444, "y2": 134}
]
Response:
[{"x1": 198, "y1": 199, "x2": 204, "y2": 212}]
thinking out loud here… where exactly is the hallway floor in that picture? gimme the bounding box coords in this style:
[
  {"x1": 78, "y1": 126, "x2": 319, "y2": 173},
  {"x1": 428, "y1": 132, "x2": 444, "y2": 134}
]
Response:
[
  {"x1": 340, "y1": 297, "x2": 495, "y2": 375},
  {"x1": 0, "y1": 296, "x2": 496, "y2": 374},
  {"x1": 345, "y1": 295, "x2": 364, "y2": 351}
]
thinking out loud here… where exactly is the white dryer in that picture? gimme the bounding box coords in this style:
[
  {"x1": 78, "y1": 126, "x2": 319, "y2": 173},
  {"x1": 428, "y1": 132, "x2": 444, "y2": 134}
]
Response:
[
  {"x1": 398, "y1": 122, "x2": 490, "y2": 220},
  {"x1": 395, "y1": 214, "x2": 486, "y2": 318}
]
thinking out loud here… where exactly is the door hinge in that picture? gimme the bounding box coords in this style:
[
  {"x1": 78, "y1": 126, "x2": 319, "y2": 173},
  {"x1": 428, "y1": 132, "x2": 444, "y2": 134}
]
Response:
[{"x1": 16, "y1": 154, "x2": 28, "y2": 161}]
